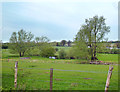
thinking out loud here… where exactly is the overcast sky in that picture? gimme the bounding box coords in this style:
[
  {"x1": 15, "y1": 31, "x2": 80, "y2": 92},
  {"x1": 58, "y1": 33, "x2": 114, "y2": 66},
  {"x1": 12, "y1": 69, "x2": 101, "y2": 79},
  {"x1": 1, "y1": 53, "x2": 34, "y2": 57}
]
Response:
[{"x1": 2, "y1": 0, "x2": 119, "y2": 42}]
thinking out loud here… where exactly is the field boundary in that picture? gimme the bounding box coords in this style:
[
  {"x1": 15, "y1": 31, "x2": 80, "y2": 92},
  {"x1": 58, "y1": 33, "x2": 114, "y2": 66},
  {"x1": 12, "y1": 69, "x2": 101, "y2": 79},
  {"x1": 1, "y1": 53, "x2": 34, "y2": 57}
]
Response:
[{"x1": 4, "y1": 61, "x2": 113, "y2": 91}]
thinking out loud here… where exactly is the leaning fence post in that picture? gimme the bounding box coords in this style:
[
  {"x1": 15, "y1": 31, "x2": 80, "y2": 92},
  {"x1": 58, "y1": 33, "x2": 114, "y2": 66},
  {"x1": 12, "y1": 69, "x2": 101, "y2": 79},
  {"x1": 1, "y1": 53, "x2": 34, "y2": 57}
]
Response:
[
  {"x1": 14, "y1": 61, "x2": 18, "y2": 89},
  {"x1": 105, "y1": 66, "x2": 113, "y2": 92},
  {"x1": 50, "y1": 68, "x2": 53, "y2": 91}
]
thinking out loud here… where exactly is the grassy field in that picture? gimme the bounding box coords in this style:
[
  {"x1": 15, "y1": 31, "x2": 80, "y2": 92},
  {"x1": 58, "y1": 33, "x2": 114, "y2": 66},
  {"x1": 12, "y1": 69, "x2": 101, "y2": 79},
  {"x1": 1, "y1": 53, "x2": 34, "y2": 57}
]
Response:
[
  {"x1": 1, "y1": 49, "x2": 118, "y2": 90},
  {"x1": 97, "y1": 54, "x2": 118, "y2": 63},
  {"x1": 54, "y1": 46, "x2": 118, "y2": 63},
  {"x1": 2, "y1": 61, "x2": 118, "y2": 90}
]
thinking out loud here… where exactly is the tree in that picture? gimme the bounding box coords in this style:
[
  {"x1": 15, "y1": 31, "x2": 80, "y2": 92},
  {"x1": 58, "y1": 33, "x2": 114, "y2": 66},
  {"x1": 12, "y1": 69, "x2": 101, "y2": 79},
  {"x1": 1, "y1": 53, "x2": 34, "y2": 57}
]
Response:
[
  {"x1": 75, "y1": 15, "x2": 110, "y2": 61},
  {"x1": 67, "y1": 40, "x2": 72, "y2": 47},
  {"x1": 34, "y1": 36, "x2": 55, "y2": 57},
  {"x1": 56, "y1": 42, "x2": 59, "y2": 46},
  {"x1": 35, "y1": 36, "x2": 50, "y2": 43},
  {"x1": 40, "y1": 44, "x2": 55, "y2": 58},
  {"x1": 9, "y1": 29, "x2": 34, "y2": 57},
  {"x1": 61, "y1": 40, "x2": 67, "y2": 46}
]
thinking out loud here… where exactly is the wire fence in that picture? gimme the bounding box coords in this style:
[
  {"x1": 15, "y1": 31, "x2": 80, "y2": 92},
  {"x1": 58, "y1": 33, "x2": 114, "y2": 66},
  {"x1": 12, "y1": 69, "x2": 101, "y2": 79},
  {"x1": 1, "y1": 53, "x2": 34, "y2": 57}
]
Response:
[
  {"x1": 2, "y1": 77, "x2": 117, "y2": 88},
  {"x1": 2, "y1": 62, "x2": 117, "y2": 90},
  {"x1": 2, "y1": 66, "x2": 118, "y2": 73}
]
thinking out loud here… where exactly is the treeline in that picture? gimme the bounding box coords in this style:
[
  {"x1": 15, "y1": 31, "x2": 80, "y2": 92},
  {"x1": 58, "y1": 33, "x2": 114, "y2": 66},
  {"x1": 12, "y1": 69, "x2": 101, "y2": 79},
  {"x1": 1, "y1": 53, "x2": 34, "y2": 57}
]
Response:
[
  {"x1": 6, "y1": 29, "x2": 55, "y2": 57},
  {"x1": 50, "y1": 40, "x2": 72, "y2": 47},
  {"x1": 2, "y1": 40, "x2": 120, "y2": 49},
  {"x1": 2, "y1": 15, "x2": 119, "y2": 61}
]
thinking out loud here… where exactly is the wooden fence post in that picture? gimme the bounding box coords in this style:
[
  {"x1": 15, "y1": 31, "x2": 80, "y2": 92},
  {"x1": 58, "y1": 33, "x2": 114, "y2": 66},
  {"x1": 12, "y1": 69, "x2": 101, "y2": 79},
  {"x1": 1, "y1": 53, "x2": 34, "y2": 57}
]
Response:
[
  {"x1": 14, "y1": 61, "x2": 18, "y2": 89},
  {"x1": 50, "y1": 68, "x2": 53, "y2": 91},
  {"x1": 105, "y1": 66, "x2": 113, "y2": 92}
]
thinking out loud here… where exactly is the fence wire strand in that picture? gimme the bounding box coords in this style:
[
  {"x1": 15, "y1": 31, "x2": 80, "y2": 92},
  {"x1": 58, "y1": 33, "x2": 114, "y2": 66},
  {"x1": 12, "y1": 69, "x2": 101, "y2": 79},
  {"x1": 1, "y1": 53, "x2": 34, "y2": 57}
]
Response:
[{"x1": 2, "y1": 67, "x2": 114, "y2": 74}]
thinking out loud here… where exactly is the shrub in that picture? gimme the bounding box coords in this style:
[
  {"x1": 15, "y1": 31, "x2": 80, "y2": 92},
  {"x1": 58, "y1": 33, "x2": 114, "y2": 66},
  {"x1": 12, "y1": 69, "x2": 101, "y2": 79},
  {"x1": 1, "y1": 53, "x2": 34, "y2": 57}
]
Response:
[
  {"x1": 25, "y1": 47, "x2": 40, "y2": 56},
  {"x1": 59, "y1": 49, "x2": 66, "y2": 59},
  {"x1": 25, "y1": 43, "x2": 56, "y2": 57},
  {"x1": 2, "y1": 43, "x2": 8, "y2": 49},
  {"x1": 40, "y1": 46, "x2": 55, "y2": 58},
  {"x1": 110, "y1": 49, "x2": 120, "y2": 54},
  {"x1": 55, "y1": 48, "x2": 59, "y2": 51}
]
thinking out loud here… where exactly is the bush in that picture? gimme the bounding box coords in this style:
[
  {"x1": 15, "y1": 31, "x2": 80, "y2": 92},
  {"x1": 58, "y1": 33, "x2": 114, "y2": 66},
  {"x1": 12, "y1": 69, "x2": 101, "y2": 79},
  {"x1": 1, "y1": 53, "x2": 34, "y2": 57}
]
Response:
[
  {"x1": 66, "y1": 48, "x2": 76, "y2": 59},
  {"x1": 110, "y1": 49, "x2": 120, "y2": 54},
  {"x1": 59, "y1": 49, "x2": 66, "y2": 59},
  {"x1": 25, "y1": 43, "x2": 56, "y2": 57},
  {"x1": 25, "y1": 47, "x2": 40, "y2": 56},
  {"x1": 2, "y1": 43, "x2": 8, "y2": 49},
  {"x1": 40, "y1": 46, "x2": 55, "y2": 58},
  {"x1": 55, "y1": 48, "x2": 59, "y2": 51}
]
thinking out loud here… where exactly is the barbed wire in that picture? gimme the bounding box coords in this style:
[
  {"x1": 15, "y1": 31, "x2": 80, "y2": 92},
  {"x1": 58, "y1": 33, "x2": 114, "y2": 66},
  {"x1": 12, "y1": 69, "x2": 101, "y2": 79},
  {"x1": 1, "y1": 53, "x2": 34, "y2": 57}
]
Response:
[
  {"x1": 1, "y1": 66, "x2": 118, "y2": 74},
  {"x1": 23, "y1": 78, "x2": 50, "y2": 82}
]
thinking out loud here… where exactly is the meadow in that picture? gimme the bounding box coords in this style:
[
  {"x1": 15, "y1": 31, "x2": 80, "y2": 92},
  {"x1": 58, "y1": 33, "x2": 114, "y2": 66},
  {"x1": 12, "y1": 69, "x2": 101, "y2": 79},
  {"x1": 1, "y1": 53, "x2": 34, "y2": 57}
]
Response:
[{"x1": 2, "y1": 49, "x2": 118, "y2": 90}]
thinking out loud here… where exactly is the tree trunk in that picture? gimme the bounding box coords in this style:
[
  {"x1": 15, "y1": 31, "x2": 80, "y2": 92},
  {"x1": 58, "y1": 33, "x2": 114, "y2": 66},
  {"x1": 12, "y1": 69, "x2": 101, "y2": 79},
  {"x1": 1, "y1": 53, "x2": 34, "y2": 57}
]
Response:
[
  {"x1": 89, "y1": 30, "x2": 94, "y2": 62},
  {"x1": 93, "y1": 34, "x2": 97, "y2": 62},
  {"x1": 22, "y1": 51, "x2": 25, "y2": 57},
  {"x1": 93, "y1": 47, "x2": 96, "y2": 62},
  {"x1": 90, "y1": 45, "x2": 93, "y2": 62},
  {"x1": 19, "y1": 52, "x2": 22, "y2": 57}
]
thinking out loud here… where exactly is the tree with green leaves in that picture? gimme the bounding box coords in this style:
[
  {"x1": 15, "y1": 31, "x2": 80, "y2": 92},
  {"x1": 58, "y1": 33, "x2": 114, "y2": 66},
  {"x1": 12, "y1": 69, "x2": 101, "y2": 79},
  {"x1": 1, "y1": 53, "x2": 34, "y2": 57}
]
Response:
[
  {"x1": 9, "y1": 29, "x2": 34, "y2": 57},
  {"x1": 59, "y1": 49, "x2": 66, "y2": 59},
  {"x1": 33, "y1": 36, "x2": 55, "y2": 57},
  {"x1": 67, "y1": 40, "x2": 72, "y2": 47},
  {"x1": 35, "y1": 36, "x2": 50, "y2": 43},
  {"x1": 61, "y1": 40, "x2": 67, "y2": 46},
  {"x1": 75, "y1": 15, "x2": 110, "y2": 61}
]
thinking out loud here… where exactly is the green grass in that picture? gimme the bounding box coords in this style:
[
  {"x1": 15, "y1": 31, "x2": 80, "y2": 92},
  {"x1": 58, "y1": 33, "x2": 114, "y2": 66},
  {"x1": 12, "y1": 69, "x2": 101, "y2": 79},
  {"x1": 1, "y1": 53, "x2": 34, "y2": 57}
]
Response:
[
  {"x1": 54, "y1": 47, "x2": 118, "y2": 64},
  {"x1": 97, "y1": 53, "x2": 118, "y2": 63},
  {"x1": 1, "y1": 49, "x2": 118, "y2": 90},
  {"x1": 2, "y1": 61, "x2": 118, "y2": 90},
  {"x1": 2, "y1": 49, "x2": 118, "y2": 63},
  {"x1": 2, "y1": 49, "x2": 19, "y2": 59}
]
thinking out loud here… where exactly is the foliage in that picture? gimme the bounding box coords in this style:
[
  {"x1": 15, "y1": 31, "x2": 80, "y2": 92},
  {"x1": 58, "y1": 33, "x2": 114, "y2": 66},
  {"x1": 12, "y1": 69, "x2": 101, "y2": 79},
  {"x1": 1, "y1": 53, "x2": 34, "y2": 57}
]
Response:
[
  {"x1": 35, "y1": 36, "x2": 50, "y2": 43},
  {"x1": 75, "y1": 15, "x2": 110, "y2": 61},
  {"x1": 25, "y1": 46, "x2": 40, "y2": 56},
  {"x1": 70, "y1": 41, "x2": 90, "y2": 60},
  {"x1": 65, "y1": 48, "x2": 76, "y2": 59},
  {"x1": 9, "y1": 29, "x2": 34, "y2": 57},
  {"x1": 60, "y1": 40, "x2": 67, "y2": 46},
  {"x1": 55, "y1": 48, "x2": 59, "y2": 51},
  {"x1": 34, "y1": 36, "x2": 55, "y2": 57},
  {"x1": 56, "y1": 42, "x2": 60, "y2": 46},
  {"x1": 50, "y1": 42, "x2": 57, "y2": 46},
  {"x1": 58, "y1": 49, "x2": 67, "y2": 59},
  {"x1": 67, "y1": 40, "x2": 72, "y2": 47},
  {"x1": 25, "y1": 43, "x2": 55, "y2": 57},
  {"x1": 96, "y1": 42, "x2": 109, "y2": 53},
  {"x1": 40, "y1": 43, "x2": 55, "y2": 58},
  {"x1": 110, "y1": 49, "x2": 120, "y2": 54},
  {"x1": 2, "y1": 43, "x2": 8, "y2": 49}
]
